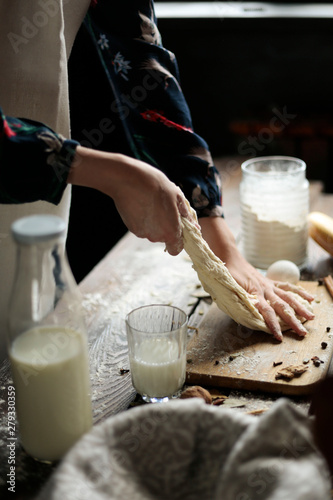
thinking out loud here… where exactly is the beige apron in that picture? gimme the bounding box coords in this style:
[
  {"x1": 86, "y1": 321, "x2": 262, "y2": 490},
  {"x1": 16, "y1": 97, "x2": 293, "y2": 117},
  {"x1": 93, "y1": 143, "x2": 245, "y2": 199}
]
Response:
[{"x1": 0, "y1": 0, "x2": 90, "y2": 360}]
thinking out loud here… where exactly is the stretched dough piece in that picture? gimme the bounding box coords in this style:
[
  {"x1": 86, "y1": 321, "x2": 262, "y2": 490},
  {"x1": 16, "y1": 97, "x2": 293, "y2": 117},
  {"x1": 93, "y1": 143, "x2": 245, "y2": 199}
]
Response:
[{"x1": 181, "y1": 205, "x2": 306, "y2": 334}]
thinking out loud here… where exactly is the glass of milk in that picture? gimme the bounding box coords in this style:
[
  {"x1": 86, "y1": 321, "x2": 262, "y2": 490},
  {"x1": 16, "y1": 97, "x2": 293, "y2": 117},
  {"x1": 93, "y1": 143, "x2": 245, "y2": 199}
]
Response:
[
  {"x1": 125, "y1": 305, "x2": 188, "y2": 403},
  {"x1": 240, "y1": 156, "x2": 309, "y2": 270}
]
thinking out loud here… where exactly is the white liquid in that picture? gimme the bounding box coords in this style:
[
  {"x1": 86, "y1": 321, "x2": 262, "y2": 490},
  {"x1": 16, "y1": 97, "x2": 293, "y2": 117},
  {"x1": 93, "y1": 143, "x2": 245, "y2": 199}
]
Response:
[
  {"x1": 129, "y1": 338, "x2": 186, "y2": 398},
  {"x1": 9, "y1": 326, "x2": 92, "y2": 462}
]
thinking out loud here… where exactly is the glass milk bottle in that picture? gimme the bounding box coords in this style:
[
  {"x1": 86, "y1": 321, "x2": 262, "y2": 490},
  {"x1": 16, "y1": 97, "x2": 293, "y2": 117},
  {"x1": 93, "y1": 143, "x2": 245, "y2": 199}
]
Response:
[
  {"x1": 7, "y1": 215, "x2": 92, "y2": 463},
  {"x1": 240, "y1": 156, "x2": 309, "y2": 270}
]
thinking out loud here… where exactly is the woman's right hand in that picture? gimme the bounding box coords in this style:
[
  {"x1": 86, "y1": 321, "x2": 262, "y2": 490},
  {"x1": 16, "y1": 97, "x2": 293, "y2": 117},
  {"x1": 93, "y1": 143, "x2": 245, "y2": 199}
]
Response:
[{"x1": 68, "y1": 146, "x2": 190, "y2": 255}]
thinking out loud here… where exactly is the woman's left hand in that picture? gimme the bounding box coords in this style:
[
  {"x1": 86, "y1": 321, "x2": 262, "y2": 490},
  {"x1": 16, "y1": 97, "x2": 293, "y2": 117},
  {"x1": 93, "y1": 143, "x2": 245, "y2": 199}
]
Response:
[
  {"x1": 199, "y1": 216, "x2": 314, "y2": 342},
  {"x1": 228, "y1": 259, "x2": 314, "y2": 341}
]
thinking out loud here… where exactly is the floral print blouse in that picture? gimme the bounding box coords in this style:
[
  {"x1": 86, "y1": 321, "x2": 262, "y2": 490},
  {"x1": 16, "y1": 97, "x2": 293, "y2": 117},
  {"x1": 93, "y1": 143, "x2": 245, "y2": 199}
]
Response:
[
  {"x1": 0, "y1": 111, "x2": 77, "y2": 204},
  {"x1": 0, "y1": 0, "x2": 223, "y2": 219}
]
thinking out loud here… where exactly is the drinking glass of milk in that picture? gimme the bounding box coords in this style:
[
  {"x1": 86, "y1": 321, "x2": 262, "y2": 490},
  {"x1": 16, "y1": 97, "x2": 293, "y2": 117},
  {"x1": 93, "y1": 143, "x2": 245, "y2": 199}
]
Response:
[
  {"x1": 126, "y1": 305, "x2": 188, "y2": 403},
  {"x1": 7, "y1": 215, "x2": 92, "y2": 463}
]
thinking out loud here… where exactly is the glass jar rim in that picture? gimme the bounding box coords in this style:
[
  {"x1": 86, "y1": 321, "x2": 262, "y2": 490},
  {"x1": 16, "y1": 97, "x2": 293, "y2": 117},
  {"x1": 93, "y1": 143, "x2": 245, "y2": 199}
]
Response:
[
  {"x1": 125, "y1": 304, "x2": 188, "y2": 335},
  {"x1": 241, "y1": 156, "x2": 306, "y2": 177}
]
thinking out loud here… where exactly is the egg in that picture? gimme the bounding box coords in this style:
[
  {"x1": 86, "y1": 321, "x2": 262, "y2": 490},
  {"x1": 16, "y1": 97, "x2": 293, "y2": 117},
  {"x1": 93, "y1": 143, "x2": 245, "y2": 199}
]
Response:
[{"x1": 266, "y1": 260, "x2": 300, "y2": 284}]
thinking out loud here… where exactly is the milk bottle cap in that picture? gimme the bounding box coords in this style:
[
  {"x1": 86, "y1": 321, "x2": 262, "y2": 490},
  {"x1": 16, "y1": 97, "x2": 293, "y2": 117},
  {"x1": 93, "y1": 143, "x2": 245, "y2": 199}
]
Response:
[{"x1": 11, "y1": 215, "x2": 66, "y2": 244}]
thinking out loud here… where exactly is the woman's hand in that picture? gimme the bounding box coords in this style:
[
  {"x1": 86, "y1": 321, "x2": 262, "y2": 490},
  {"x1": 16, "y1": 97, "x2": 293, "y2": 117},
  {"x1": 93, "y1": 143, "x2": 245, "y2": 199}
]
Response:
[
  {"x1": 199, "y1": 216, "x2": 314, "y2": 341},
  {"x1": 110, "y1": 155, "x2": 191, "y2": 256},
  {"x1": 227, "y1": 258, "x2": 314, "y2": 341},
  {"x1": 68, "y1": 146, "x2": 191, "y2": 255}
]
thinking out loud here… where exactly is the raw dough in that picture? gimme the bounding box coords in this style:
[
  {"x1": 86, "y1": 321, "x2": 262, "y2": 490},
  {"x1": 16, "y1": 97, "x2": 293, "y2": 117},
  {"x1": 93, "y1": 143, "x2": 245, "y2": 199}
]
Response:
[
  {"x1": 181, "y1": 205, "x2": 309, "y2": 335},
  {"x1": 275, "y1": 364, "x2": 308, "y2": 381},
  {"x1": 266, "y1": 260, "x2": 300, "y2": 284}
]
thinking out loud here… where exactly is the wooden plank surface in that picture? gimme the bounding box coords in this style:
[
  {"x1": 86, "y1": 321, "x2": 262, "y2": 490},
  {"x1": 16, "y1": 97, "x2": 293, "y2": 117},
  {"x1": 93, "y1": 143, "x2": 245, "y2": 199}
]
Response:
[{"x1": 186, "y1": 281, "x2": 333, "y2": 395}]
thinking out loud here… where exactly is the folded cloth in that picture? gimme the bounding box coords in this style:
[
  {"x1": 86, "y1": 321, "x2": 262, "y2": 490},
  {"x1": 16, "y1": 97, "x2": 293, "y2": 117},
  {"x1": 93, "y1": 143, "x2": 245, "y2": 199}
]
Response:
[{"x1": 37, "y1": 398, "x2": 331, "y2": 500}]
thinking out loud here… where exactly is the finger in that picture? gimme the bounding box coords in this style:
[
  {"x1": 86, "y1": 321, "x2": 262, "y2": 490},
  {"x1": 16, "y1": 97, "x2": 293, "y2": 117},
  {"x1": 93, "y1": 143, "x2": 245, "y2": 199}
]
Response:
[
  {"x1": 177, "y1": 194, "x2": 201, "y2": 230},
  {"x1": 165, "y1": 237, "x2": 183, "y2": 256},
  {"x1": 266, "y1": 296, "x2": 308, "y2": 338},
  {"x1": 164, "y1": 218, "x2": 184, "y2": 256},
  {"x1": 273, "y1": 282, "x2": 314, "y2": 302},
  {"x1": 254, "y1": 299, "x2": 284, "y2": 342},
  {"x1": 273, "y1": 287, "x2": 315, "y2": 321},
  {"x1": 177, "y1": 195, "x2": 189, "y2": 218}
]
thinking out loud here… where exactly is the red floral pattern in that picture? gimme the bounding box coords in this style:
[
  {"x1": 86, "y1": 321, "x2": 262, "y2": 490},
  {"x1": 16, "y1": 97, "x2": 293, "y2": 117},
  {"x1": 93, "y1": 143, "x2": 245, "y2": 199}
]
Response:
[
  {"x1": 2, "y1": 118, "x2": 16, "y2": 138},
  {"x1": 141, "y1": 110, "x2": 193, "y2": 133}
]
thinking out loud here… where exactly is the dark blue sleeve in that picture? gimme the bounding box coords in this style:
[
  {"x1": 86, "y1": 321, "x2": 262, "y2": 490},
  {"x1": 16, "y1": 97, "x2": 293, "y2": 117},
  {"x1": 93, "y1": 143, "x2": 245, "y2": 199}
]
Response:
[{"x1": 0, "y1": 108, "x2": 79, "y2": 204}]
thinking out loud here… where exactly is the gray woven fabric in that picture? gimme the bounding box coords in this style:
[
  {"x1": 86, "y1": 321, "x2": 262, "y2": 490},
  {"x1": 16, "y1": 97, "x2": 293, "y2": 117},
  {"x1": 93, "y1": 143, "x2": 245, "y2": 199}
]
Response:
[{"x1": 37, "y1": 398, "x2": 331, "y2": 500}]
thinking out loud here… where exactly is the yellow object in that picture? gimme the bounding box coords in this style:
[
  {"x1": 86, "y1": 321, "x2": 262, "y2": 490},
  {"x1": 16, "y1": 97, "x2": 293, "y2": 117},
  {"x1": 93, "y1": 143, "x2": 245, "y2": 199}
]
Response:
[{"x1": 308, "y1": 212, "x2": 333, "y2": 256}]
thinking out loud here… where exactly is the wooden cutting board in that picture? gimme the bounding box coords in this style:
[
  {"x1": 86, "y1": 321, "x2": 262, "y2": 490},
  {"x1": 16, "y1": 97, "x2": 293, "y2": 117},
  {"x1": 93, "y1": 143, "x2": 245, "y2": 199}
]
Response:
[{"x1": 186, "y1": 281, "x2": 333, "y2": 395}]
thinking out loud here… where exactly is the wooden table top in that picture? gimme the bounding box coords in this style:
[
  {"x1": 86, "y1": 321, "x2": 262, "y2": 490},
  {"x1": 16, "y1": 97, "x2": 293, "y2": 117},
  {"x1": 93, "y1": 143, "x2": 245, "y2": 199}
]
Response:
[{"x1": 1, "y1": 157, "x2": 333, "y2": 499}]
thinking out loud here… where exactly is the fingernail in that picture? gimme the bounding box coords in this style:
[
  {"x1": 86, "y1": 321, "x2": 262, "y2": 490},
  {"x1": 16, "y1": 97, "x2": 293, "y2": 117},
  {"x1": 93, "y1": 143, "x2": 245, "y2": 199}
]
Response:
[
  {"x1": 299, "y1": 326, "x2": 308, "y2": 336},
  {"x1": 273, "y1": 330, "x2": 283, "y2": 342}
]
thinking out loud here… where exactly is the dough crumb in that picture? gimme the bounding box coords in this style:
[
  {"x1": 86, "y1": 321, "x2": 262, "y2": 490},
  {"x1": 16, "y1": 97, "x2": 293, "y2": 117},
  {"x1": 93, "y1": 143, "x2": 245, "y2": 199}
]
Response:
[{"x1": 275, "y1": 364, "x2": 308, "y2": 381}]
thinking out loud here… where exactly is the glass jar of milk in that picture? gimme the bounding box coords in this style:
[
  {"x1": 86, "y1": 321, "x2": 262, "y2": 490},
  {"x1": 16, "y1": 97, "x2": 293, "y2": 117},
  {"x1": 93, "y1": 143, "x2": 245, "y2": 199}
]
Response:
[
  {"x1": 240, "y1": 156, "x2": 309, "y2": 270},
  {"x1": 7, "y1": 215, "x2": 92, "y2": 463}
]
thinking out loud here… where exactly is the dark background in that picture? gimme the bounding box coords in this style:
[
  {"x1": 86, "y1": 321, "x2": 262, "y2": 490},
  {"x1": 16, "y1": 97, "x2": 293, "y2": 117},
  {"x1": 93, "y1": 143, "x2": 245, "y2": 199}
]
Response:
[{"x1": 155, "y1": 10, "x2": 333, "y2": 187}]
